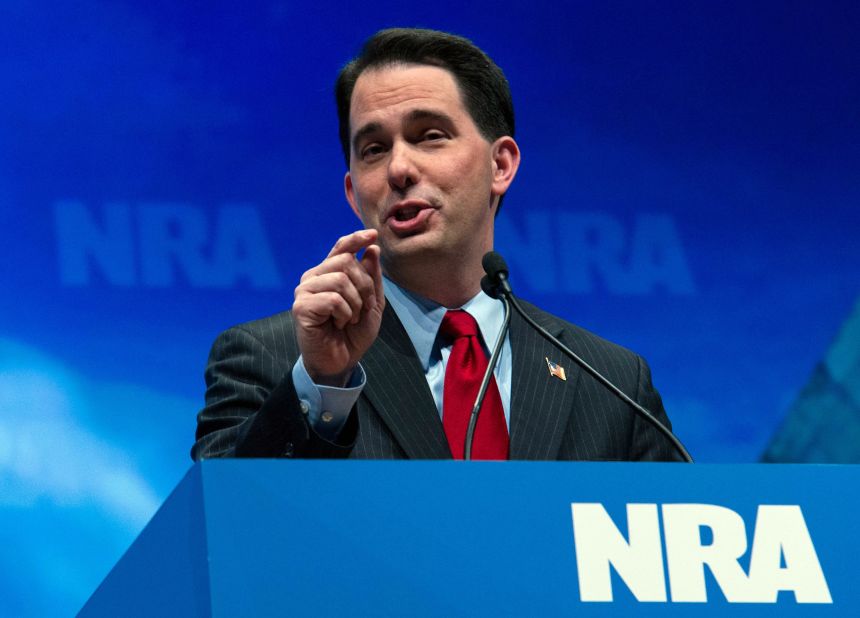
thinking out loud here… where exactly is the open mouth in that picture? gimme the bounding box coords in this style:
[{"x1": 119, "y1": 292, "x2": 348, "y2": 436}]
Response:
[
  {"x1": 385, "y1": 202, "x2": 435, "y2": 234},
  {"x1": 393, "y1": 207, "x2": 421, "y2": 221}
]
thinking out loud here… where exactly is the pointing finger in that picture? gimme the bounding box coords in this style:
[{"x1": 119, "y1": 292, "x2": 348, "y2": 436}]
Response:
[{"x1": 326, "y1": 229, "x2": 378, "y2": 259}]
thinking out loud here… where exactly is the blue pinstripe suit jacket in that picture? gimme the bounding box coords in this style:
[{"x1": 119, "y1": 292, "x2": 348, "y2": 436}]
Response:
[{"x1": 192, "y1": 299, "x2": 682, "y2": 461}]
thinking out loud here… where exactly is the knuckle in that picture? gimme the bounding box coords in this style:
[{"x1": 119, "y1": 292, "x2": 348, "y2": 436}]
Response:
[
  {"x1": 332, "y1": 271, "x2": 350, "y2": 288},
  {"x1": 300, "y1": 261, "x2": 325, "y2": 281},
  {"x1": 335, "y1": 234, "x2": 351, "y2": 248},
  {"x1": 322, "y1": 291, "x2": 339, "y2": 306},
  {"x1": 359, "y1": 271, "x2": 374, "y2": 289},
  {"x1": 337, "y1": 252, "x2": 355, "y2": 266}
]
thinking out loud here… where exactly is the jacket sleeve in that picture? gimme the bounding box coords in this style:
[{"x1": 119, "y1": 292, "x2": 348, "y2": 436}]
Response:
[
  {"x1": 191, "y1": 323, "x2": 357, "y2": 460},
  {"x1": 628, "y1": 354, "x2": 688, "y2": 462}
]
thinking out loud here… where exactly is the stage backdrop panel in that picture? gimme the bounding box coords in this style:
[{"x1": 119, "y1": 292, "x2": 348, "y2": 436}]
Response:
[{"x1": 1, "y1": 1, "x2": 858, "y2": 616}]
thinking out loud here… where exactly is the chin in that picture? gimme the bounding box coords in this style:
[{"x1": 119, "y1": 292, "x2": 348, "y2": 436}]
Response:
[{"x1": 380, "y1": 236, "x2": 447, "y2": 265}]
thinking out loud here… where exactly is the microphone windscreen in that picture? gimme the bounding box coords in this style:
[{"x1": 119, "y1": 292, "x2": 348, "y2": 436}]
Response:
[
  {"x1": 480, "y1": 275, "x2": 500, "y2": 298},
  {"x1": 482, "y1": 251, "x2": 508, "y2": 281}
]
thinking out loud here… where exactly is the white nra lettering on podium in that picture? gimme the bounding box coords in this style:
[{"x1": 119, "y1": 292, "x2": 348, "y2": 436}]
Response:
[{"x1": 570, "y1": 503, "x2": 832, "y2": 604}]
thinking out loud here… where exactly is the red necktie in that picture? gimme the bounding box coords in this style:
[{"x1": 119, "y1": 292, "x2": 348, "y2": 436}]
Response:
[{"x1": 439, "y1": 310, "x2": 509, "y2": 460}]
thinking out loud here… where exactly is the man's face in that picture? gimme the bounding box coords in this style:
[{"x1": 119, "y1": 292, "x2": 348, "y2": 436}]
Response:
[{"x1": 344, "y1": 64, "x2": 516, "y2": 273}]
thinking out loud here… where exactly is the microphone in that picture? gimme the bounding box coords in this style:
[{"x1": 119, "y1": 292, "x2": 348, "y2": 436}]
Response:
[
  {"x1": 481, "y1": 251, "x2": 693, "y2": 463},
  {"x1": 481, "y1": 252, "x2": 513, "y2": 297},
  {"x1": 464, "y1": 275, "x2": 511, "y2": 460}
]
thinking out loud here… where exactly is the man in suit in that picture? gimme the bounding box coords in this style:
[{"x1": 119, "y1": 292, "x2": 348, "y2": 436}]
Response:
[{"x1": 192, "y1": 28, "x2": 683, "y2": 462}]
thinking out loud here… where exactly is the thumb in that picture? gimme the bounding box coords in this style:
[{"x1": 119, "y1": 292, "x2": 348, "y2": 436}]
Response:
[{"x1": 360, "y1": 244, "x2": 385, "y2": 312}]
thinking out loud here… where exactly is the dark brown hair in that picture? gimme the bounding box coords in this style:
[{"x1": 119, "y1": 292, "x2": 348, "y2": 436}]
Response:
[{"x1": 335, "y1": 28, "x2": 515, "y2": 166}]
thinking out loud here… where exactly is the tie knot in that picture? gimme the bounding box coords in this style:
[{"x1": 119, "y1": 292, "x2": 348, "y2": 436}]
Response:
[{"x1": 440, "y1": 310, "x2": 479, "y2": 341}]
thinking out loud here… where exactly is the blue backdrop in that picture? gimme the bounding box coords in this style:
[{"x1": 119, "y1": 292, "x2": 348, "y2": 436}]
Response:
[{"x1": 1, "y1": 1, "x2": 858, "y2": 615}]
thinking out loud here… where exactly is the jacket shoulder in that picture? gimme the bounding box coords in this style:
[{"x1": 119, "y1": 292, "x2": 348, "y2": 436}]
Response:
[
  {"x1": 230, "y1": 310, "x2": 295, "y2": 335},
  {"x1": 515, "y1": 298, "x2": 642, "y2": 370},
  {"x1": 211, "y1": 310, "x2": 298, "y2": 363}
]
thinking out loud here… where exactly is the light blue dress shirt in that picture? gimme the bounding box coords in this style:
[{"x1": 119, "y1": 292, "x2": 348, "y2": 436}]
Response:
[{"x1": 292, "y1": 277, "x2": 512, "y2": 440}]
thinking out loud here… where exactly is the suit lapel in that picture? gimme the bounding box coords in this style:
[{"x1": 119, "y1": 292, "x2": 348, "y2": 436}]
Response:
[
  {"x1": 360, "y1": 304, "x2": 451, "y2": 459},
  {"x1": 508, "y1": 305, "x2": 582, "y2": 460}
]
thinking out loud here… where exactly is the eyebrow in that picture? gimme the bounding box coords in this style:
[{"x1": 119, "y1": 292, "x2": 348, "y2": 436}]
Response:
[
  {"x1": 405, "y1": 109, "x2": 455, "y2": 126},
  {"x1": 352, "y1": 122, "x2": 382, "y2": 153},
  {"x1": 351, "y1": 109, "x2": 456, "y2": 153}
]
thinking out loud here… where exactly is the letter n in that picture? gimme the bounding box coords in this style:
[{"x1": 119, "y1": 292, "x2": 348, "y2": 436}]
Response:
[
  {"x1": 571, "y1": 503, "x2": 667, "y2": 601},
  {"x1": 54, "y1": 201, "x2": 135, "y2": 286}
]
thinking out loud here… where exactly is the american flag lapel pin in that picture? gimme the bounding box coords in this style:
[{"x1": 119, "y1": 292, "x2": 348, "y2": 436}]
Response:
[{"x1": 545, "y1": 357, "x2": 567, "y2": 381}]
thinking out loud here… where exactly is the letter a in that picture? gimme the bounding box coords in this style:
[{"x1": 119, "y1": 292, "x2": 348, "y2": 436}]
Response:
[{"x1": 747, "y1": 505, "x2": 832, "y2": 603}]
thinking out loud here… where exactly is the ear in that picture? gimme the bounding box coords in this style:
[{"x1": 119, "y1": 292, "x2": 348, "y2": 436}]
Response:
[
  {"x1": 344, "y1": 171, "x2": 363, "y2": 221},
  {"x1": 490, "y1": 136, "x2": 521, "y2": 200}
]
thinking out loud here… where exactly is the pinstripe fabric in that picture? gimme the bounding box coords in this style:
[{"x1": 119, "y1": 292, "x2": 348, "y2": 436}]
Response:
[
  {"x1": 358, "y1": 307, "x2": 451, "y2": 459},
  {"x1": 192, "y1": 298, "x2": 682, "y2": 462}
]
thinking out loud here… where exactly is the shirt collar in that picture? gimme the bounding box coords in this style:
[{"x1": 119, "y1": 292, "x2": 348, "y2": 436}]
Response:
[{"x1": 383, "y1": 276, "x2": 505, "y2": 371}]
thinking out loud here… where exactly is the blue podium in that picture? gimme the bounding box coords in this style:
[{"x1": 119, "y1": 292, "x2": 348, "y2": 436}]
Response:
[{"x1": 81, "y1": 461, "x2": 857, "y2": 616}]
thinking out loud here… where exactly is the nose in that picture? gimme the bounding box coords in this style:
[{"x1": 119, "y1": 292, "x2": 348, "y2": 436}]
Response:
[{"x1": 387, "y1": 141, "x2": 419, "y2": 191}]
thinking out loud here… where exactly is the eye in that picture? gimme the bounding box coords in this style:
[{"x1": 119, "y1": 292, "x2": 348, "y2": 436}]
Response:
[
  {"x1": 422, "y1": 129, "x2": 447, "y2": 141},
  {"x1": 360, "y1": 143, "x2": 386, "y2": 160}
]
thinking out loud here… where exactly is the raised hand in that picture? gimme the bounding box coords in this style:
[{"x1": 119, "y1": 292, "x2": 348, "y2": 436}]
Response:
[{"x1": 292, "y1": 229, "x2": 385, "y2": 386}]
